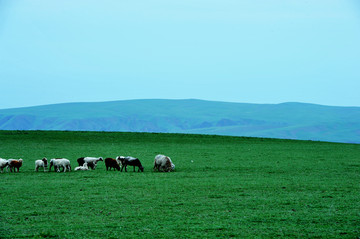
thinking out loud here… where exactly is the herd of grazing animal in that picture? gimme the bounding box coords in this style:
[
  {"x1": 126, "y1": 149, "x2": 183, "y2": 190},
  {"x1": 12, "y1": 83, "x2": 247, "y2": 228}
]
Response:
[{"x1": 0, "y1": 154, "x2": 175, "y2": 173}]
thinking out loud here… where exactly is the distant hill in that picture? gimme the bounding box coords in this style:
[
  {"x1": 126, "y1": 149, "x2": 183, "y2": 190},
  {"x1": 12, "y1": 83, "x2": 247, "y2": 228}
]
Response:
[{"x1": 0, "y1": 99, "x2": 359, "y2": 143}]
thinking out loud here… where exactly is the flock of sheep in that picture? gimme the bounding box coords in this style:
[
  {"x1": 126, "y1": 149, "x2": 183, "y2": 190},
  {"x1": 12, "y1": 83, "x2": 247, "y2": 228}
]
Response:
[{"x1": 0, "y1": 154, "x2": 175, "y2": 173}]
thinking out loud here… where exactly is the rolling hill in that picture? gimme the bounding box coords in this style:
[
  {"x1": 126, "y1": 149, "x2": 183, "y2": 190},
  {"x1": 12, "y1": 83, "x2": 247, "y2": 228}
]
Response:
[{"x1": 0, "y1": 99, "x2": 359, "y2": 143}]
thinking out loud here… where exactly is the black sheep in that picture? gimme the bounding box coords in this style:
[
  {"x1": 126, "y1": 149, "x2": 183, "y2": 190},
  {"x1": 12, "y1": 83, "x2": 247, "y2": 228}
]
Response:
[
  {"x1": 116, "y1": 156, "x2": 144, "y2": 172},
  {"x1": 105, "y1": 158, "x2": 121, "y2": 171}
]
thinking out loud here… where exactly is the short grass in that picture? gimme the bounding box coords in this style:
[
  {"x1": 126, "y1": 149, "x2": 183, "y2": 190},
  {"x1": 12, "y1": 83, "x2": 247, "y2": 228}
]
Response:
[{"x1": 0, "y1": 130, "x2": 359, "y2": 238}]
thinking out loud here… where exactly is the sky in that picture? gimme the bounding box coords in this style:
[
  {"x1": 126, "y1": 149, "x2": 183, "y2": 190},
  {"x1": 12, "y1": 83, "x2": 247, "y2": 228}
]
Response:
[{"x1": 0, "y1": 0, "x2": 360, "y2": 109}]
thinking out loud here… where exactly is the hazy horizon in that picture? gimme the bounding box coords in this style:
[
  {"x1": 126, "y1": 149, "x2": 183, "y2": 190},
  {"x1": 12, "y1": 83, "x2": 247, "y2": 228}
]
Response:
[{"x1": 1, "y1": 98, "x2": 359, "y2": 111}]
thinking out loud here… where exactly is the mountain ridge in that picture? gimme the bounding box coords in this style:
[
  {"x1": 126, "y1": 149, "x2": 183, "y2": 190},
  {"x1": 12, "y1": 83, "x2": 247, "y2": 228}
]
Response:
[{"x1": 0, "y1": 99, "x2": 359, "y2": 144}]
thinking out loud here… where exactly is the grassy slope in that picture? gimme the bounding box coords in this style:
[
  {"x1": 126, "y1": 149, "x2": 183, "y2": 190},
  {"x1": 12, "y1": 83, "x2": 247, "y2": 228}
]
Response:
[{"x1": 0, "y1": 131, "x2": 359, "y2": 238}]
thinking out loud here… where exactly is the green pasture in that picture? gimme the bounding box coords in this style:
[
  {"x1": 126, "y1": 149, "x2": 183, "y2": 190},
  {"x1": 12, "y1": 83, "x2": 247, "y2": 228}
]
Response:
[{"x1": 0, "y1": 130, "x2": 359, "y2": 238}]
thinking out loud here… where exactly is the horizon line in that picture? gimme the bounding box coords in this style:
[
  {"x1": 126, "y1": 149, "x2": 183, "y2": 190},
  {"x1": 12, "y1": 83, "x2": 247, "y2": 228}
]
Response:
[{"x1": 0, "y1": 98, "x2": 359, "y2": 110}]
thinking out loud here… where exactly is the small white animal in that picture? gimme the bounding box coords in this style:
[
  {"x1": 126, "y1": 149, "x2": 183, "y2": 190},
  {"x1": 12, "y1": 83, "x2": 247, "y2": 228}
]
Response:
[
  {"x1": 0, "y1": 158, "x2": 9, "y2": 173},
  {"x1": 35, "y1": 158, "x2": 48, "y2": 172},
  {"x1": 75, "y1": 163, "x2": 89, "y2": 171},
  {"x1": 153, "y1": 154, "x2": 175, "y2": 172}
]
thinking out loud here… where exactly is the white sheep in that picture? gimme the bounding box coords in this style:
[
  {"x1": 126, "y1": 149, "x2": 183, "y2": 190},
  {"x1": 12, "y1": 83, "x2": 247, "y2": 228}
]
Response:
[
  {"x1": 49, "y1": 158, "x2": 71, "y2": 172},
  {"x1": 75, "y1": 162, "x2": 89, "y2": 171},
  {"x1": 35, "y1": 158, "x2": 48, "y2": 172},
  {"x1": 153, "y1": 154, "x2": 175, "y2": 172},
  {"x1": 77, "y1": 157, "x2": 103, "y2": 170},
  {"x1": 0, "y1": 158, "x2": 9, "y2": 173}
]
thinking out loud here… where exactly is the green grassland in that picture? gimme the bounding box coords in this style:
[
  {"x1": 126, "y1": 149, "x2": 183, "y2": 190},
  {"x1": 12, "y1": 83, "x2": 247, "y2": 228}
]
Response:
[{"x1": 0, "y1": 130, "x2": 359, "y2": 238}]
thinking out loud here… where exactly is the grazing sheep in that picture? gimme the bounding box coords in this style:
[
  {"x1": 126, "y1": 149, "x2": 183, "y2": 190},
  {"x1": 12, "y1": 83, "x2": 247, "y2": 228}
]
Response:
[
  {"x1": 75, "y1": 162, "x2": 89, "y2": 171},
  {"x1": 154, "y1": 154, "x2": 175, "y2": 172},
  {"x1": 0, "y1": 158, "x2": 9, "y2": 173},
  {"x1": 35, "y1": 158, "x2": 48, "y2": 172},
  {"x1": 116, "y1": 156, "x2": 144, "y2": 172},
  {"x1": 8, "y1": 159, "x2": 23, "y2": 172},
  {"x1": 104, "y1": 158, "x2": 121, "y2": 171},
  {"x1": 49, "y1": 158, "x2": 71, "y2": 172},
  {"x1": 49, "y1": 158, "x2": 59, "y2": 172},
  {"x1": 77, "y1": 157, "x2": 103, "y2": 170}
]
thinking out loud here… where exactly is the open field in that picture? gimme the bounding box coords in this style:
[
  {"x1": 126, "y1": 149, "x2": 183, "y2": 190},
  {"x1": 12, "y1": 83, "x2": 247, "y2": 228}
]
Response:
[{"x1": 0, "y1": 130, "x2": 359, "y2": 238}]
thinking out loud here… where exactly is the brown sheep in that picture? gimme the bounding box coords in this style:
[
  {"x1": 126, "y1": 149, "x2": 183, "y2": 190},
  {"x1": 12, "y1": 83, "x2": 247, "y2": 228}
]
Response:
[{"x1": 8, "y1": 159, "x2": 23, "y2": 172}]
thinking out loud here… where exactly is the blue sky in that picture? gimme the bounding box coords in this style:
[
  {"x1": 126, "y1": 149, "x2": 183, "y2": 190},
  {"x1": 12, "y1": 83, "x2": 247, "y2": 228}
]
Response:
[{"x1": 0, "y1": 0, "x2": 359, "y2": 109}]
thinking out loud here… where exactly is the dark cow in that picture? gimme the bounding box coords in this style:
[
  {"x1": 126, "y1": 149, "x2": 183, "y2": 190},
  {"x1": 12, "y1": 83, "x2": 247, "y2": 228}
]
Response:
[{"x1": 116, "y1": 156, "x2": 144, "y2": 172}]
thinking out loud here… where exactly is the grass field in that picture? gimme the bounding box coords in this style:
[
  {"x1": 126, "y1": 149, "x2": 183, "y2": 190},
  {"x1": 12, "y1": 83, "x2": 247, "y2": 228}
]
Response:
[{"x1": 0, "y1": 130, "x2": 359, "y2": 238}]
